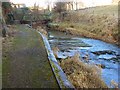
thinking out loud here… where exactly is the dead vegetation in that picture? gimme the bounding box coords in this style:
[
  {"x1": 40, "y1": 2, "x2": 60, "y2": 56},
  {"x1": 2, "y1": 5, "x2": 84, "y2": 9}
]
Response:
[
  {"x1": 110, "y1": 80, "x2": 119, "y2": 88},
  {"x1": 6, "y1": 25, "x2": 17, "y2": 37},
  {"x1": 59, "y1": 53, "x2": 108, "y2": 88},
  {"x1": 2, "y1": 25, "x2": 17, "y2": 64},
  {"x1": 50, "y1": 5, "x2": 119, "y2": 46},
  {"x1": 2, "y1": 25, "x2": 17, "y2": 44},
  {"x1": 36, "y1": 26, "x2": 48, "y2": 37},
  {"x1": 52, "y1": 46, "x2": 59, "y2": 58}
]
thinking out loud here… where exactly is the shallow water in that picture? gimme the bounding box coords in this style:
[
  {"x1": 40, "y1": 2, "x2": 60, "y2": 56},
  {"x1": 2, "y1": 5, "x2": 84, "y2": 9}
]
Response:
[{"x1": 48, "y1": 30, "x2": 120, "y2": 88}]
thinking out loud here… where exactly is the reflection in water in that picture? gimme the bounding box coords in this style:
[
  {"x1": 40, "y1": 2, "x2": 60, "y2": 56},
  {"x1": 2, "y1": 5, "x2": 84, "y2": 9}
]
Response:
[{"x1": 48, "y1": 30, "x2": 120, "y2": 88}]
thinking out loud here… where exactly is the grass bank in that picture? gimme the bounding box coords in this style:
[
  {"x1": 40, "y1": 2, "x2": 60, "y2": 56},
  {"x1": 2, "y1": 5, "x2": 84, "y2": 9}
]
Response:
[{"x1": 49, "y1": 5, "x2": 119, "y2": 46}]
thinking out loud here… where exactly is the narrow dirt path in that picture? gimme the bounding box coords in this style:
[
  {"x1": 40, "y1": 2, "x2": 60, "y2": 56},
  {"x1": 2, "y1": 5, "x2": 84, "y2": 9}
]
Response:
[{"x1": 2, "y1": 25, "x2": 59, "y2": 88}]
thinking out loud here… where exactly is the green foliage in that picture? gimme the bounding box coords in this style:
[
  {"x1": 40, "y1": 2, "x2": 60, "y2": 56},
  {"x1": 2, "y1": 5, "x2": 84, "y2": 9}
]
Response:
[
  {"x1": 42, "y1": 12, "x2": 52, "y2": 20},
  {"x1": 2, "y1": 2, "x2": 14, "y2": 24},
  {"x1": 13, "y1": 7, "x2": 31, "y2": 20},
  {"x1": 2, "y1": 2, "x2": 11, "y2": 10}
]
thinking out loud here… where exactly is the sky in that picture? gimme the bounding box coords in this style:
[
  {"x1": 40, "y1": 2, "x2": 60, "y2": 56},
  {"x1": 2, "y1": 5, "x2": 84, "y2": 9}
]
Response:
[
  {"x1": 10, "y1": 0, "x2": 113, "y2": 7},
  {"x1": 82, "y1": 0, "x2": 112, "y2": 7},
  {"x1": 10, "y1": 0, "x2": 47, "y2": 7}
]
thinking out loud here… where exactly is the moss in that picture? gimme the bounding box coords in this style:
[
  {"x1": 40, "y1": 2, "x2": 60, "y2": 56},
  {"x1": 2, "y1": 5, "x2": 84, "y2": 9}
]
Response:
[
  {"x1": 2, "y1": 25, "x2": 59, "y2": 88},
  {"x1": 2, "y1": 36, "x2": 14, "y2": 87},
  {"x1": 50, "y1": 61, "x2": 65, "y2": 88},
  {"x1": 2, "y1": 55, "x2": 11, "y2": 87}
]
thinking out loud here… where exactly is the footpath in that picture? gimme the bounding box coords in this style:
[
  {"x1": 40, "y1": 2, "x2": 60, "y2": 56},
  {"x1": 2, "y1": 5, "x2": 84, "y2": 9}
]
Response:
[{"x1": 2, "y1": 25, "x2": 59, "y2": 88}]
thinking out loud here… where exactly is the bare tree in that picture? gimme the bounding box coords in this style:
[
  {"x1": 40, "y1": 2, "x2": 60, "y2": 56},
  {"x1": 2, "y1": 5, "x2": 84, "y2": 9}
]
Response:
[
  {"x1": 54, "y1": 1, "x2": 67, "y2": 20},
  {"x1": 54, "y1": 2, "x2": 66, "y2": 13}
]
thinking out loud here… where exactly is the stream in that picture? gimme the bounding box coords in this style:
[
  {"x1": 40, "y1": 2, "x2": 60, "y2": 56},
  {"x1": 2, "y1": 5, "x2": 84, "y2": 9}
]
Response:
[{"x1": 48, "y1": 30, "x2": 120, "y2": 88}]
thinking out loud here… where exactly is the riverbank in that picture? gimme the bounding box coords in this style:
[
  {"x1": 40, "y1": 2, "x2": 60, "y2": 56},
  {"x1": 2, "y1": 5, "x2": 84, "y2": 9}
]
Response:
[
  {"x1": 50, "y1": 32, "x2": 108, "y2": 88},
  {"x1": 49, "y1": 30, "x2": 120, "y2": 88},
  {"x1": 2, "y1": 25, "x2": 59, "y2": 88},
  {"x1": 49, "y1": 5, "x2": 119, "y2": 46}
]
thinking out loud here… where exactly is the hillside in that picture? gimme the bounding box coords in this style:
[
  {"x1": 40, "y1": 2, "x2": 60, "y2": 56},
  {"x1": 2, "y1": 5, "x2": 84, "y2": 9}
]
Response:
[{"x1": 50, "y1": 5, "x2": 119, "y2": 46}]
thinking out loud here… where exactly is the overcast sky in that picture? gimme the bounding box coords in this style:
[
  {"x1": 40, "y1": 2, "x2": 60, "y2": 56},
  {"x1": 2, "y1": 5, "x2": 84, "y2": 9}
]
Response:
[{"x1": 10, "y1": 0, "x2": 112, "y2": 7}]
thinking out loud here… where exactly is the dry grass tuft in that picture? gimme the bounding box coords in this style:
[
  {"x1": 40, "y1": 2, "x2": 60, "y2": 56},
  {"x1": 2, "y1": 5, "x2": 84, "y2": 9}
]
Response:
[
  {"x1": 60, "y1": 53, "x2": 108, "y2": 88},
  {"x1": 37, "y1": 26, "x2": 48, "y2": 37},
  {"x1": 110, "y1": 80, "x2": 118, "y2": 88},
  {"x1": 52, "y1": 46, "x2": 59, "y2": 58}
]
